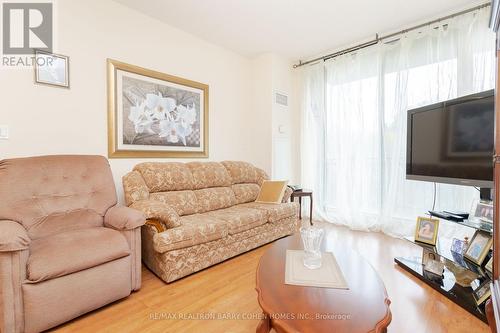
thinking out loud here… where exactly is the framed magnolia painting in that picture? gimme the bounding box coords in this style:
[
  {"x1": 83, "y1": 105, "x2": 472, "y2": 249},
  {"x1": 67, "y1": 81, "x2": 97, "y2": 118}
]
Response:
[{"x1": 107, "y1": 59, "x2": 209, "y2": 158}]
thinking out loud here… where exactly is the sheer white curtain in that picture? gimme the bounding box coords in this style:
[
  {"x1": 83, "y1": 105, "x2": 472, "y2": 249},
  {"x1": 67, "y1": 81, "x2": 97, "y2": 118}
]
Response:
[{"x1": 300, "y1": 8, "x2": 495, "y2": 237}]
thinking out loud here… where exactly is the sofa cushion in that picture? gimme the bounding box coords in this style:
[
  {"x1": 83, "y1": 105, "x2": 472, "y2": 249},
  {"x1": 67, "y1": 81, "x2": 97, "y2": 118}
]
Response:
[
  {"x1": 206, "y1": 206, "x2": 267, "y2": 235},
  {"x1": 150, "y1": 191, "x2": 199, "y2": 216},
  {"x1": 27, "y1": 227, "x2": 130, "y2": 283},
  {"x1": 187, "y1": 162, "x2": 232, "y2": 189},
  {"x1": 153, "y1": 214, "x2": 228, "y2": 252},
  {"x1": 232, "y1": 183, "x2": 261, "y2": 204},
  {"x1": 238, "y1": 202, "x2": 299, "y2": 223},
  {"x1": 134, "y1": 162, "x2": 194, "y2": 192},
  {"x1": 222, "y1": 161, "x2": 261, "y2": 184},
  {"x1": 194, "y1": 187, "x2": 237, "y2": 213}
]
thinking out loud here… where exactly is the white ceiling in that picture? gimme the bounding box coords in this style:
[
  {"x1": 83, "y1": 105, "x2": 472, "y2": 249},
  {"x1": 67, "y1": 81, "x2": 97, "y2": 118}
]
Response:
[{"x1": 115, "y1": 0, "x2": 488, "y2": 61}]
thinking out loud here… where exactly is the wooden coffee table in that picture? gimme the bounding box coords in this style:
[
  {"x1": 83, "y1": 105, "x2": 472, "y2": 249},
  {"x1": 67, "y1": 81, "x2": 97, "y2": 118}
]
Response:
[{"x1": 255, "y1": 234, "x2": 391, "y2": 333}]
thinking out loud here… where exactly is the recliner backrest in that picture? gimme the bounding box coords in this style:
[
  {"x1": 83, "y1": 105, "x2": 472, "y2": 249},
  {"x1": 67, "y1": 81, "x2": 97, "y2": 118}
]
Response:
[{"x1": 0, "y1": 155, "x2": 117, "y2": 239}]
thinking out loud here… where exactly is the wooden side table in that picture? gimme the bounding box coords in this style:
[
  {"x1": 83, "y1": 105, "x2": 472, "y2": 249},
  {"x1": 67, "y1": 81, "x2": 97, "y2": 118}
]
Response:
[{"x1": 290, "y1": 190, "x2": 313, "y2": 225}]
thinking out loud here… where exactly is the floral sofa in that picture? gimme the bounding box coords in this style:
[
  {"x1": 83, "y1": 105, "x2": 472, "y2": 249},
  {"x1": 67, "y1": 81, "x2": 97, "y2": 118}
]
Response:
[{"x1": 123, "y1": 161, "x2": 299, "y2": 283}]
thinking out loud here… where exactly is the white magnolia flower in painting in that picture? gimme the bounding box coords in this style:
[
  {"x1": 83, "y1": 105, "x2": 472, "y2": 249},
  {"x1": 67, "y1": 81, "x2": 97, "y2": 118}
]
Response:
[
  {"x1": 145, "y1": 93, "x2": 177, "y2": 121},
  {"x1": 176, "y1": 103, "x2": 197, "y2": 125},
  {"x1": 128, "y1": 91, "x2": 197, "y2": 146},
  {"x1": 128, "y1": 102, "x2": 154, "y2": 134},
  {"x1": 176, "y1": 120, "x2": 193, "y2": 145},
  {"x1": 128, "y1": 103, "x2": 143, "y2": 124},
  {"x1": 158, "y1": 118, "x2": 193, "y2": 146},
  {"x1": 134, "y1": 120, "x2": 155, "y2": 135},
  {"x1": 159, "y1": 119, "x2": 179, "y2": 144}
]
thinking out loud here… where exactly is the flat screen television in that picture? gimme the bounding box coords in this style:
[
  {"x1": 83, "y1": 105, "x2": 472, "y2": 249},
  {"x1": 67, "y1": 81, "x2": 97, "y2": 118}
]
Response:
[{"x1": 406, "y1": 90, "x2": 495, "y2": 188}]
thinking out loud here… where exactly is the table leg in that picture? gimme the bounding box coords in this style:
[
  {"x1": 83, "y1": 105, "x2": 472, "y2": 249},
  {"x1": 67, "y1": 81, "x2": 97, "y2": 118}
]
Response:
[
  {"x1": 309, "y1": 194, "x2": 313, "y2": 226},
  {"x1": 299, "y1": 196, "x2": 302, "y2": 220},
  {"x1": 256, "y1": 314, "x2": 271, "y2": 333}
]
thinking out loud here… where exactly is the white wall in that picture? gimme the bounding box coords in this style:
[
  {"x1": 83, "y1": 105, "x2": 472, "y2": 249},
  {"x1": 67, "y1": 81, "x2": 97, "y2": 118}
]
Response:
[
  {"x1": 251, "y1": 54, "x2": 274, "y2": 174},
  {"x1": 270, "y1": 54, "x2": 294, "y2": 183},
  {"x1": 251, "y1": 53, "x2": 299, "y2": 184},
  {"x1": 0, "y1": 0, "x2": 271, "y2": 202}
]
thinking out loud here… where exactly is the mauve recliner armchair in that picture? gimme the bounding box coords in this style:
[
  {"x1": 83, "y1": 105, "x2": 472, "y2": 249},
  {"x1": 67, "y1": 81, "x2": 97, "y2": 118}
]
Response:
[{"x1": 0, "y1": 155, "x2": 145, "y2": 333}]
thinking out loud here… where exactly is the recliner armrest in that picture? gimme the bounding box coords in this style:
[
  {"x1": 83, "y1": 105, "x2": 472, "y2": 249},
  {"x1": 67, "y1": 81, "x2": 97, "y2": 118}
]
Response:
[
  {"x1": 104, "y1": 205, "x2": 146, "y2": 230},
  {"x1": 129, "y1": 200, "x2": 181, "y2": 230},
  {"x1": 0, "y1": 220, "x2": 30, "y2": 252}
]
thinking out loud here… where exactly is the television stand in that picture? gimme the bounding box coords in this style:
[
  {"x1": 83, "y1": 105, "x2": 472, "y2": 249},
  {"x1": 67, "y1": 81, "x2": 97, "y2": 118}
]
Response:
[
  {"x1": 427, "y1": 212, "x2": 493, "y2": 233},
  {"x1": 395, "y1": 221, "x2": 492, "y2": 323}
]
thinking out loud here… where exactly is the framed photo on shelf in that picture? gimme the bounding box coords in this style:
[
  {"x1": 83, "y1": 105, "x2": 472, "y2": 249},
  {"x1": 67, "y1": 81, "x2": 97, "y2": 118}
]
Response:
[
  {"x1": 450, "y1": 238, "x2": 467, "y2": 254},
  {"x1": 485, "y1": 257, "x2": 493, "y2": 273},
  {"x1": 472, "y1": 201, "x2": 494, "y2": 224},
  {"x1": 473, "y1": 280, "x2": 491, "y2": 306},
  {"x1": 422, "y1": 248, "x2": 439, "y2": 266},
  {"x1": 414, "y1": 217, "x2": 439, "y2": 246},
  {"x1": 475, "y1": 202, "x2": 493, "y2": 223},
  {"x1": 451, "y1": 250, "x2": 468, "y2": 268},
  {"x1": 464, "y1": 231, "x2": 493, "y2": 265}
]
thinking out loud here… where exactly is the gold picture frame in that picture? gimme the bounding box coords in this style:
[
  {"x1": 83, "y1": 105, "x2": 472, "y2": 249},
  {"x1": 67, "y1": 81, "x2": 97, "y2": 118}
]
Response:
[
  {"x1": 107, "y1": 59, "x2": 209, "y2": 158},
  {"x1": 422, "y1": 248, "x2": 439, "y2": 266},
  {"x1": 34, "y1": 50, "x2": 70, "y2": 88},
  {"x1": 464, "y1": 230, "x2": 493, "y2": 265},
  {"x1": 414, "y1": 217, "x2": 439, "y2": 246}
]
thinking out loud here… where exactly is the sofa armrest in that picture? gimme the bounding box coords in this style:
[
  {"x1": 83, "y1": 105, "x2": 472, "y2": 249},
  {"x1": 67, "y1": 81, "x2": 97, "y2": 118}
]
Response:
[
  {"x1": 0, "y1": 220, "x2": 30, "y2": 252},
  {"x1": 129, "y1": 200, "x2": 181, "y2": 230},
  {"x1": 256, "y1": 167, "x2": 270, "y2": 186},
  {"x1": 104, "y1": 206, "x2": 146, "y2": 230},
  {"x1": 282, "y1": 187, "x2": 293, "y2": 203},
  {"x1": 122, "y1": 170, "x2": 150, "y2": 206}
]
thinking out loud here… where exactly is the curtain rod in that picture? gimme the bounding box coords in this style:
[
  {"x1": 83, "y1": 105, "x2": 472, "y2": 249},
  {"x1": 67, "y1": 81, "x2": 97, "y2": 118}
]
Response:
[{"x1": 293, "y1": 2, "x2": 491, "y2": 68}]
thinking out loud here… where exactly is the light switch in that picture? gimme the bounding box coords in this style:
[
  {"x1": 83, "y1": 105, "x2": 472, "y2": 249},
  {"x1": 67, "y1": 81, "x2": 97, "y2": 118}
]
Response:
[{"x1": 0, "y1": 125, "x2": 9, "y2": 139}]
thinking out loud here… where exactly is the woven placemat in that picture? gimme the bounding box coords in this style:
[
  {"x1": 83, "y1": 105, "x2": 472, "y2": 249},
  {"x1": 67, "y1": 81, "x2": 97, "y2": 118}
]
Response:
[{"x1": 285, "y1": 250, "x2": 348, "y2": 289}]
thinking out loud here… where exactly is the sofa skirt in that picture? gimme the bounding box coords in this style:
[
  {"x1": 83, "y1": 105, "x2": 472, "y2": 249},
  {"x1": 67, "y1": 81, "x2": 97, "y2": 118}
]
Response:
[{"x1": 142, "y1": 216, "x2": 300, "y2": 283}]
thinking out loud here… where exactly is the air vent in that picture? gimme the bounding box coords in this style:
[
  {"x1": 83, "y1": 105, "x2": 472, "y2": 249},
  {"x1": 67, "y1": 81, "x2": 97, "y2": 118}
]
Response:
[{"x1": 275, "y1": 92, "x2": 288, "y2": 106}]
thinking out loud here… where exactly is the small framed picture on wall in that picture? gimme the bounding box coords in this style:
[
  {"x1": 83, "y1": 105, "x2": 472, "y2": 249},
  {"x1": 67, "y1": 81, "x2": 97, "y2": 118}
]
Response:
[
  {"x1": 34, "y1": 50, "x2": 70, "y2": 88},
  {"x1": 414, "y1": 217, "x2": 439, "y2": 246}
]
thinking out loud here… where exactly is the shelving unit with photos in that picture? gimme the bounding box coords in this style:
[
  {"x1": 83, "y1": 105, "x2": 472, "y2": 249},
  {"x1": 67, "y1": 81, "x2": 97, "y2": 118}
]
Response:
[
  {"x1": 486, "y1": 4, "x2": 500, "y2": 330},
  {"x1": 395, "y1": 216, "x2": 493, "y2": 323}
]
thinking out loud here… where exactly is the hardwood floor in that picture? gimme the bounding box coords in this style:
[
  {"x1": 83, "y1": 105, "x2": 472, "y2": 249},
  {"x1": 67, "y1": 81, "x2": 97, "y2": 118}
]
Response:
[{"x1": 51, "y1": 221, "x2": 490, "y2": 333}]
